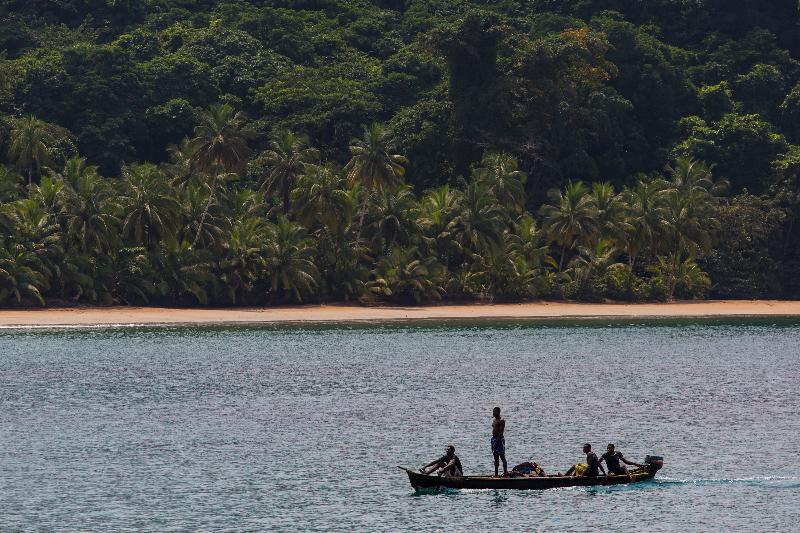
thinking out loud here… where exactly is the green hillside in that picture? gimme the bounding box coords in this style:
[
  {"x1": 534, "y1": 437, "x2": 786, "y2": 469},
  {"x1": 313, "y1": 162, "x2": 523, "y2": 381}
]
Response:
[{"x1": 1, "y1": 0, "x2": 799, "y2": 305}]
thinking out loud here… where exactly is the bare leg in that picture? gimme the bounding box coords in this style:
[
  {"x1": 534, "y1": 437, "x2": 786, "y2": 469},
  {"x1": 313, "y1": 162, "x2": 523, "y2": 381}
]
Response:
[
  {"x1": 565, "y1": 465, "x2": 576, "y2": 477},
  {"x1": 494, "y1": 453, "x2": 499, "y2": 476},
  {"x1": 420, "y1": 462, "x2": 441, "y2": 475},
  {"x1": 500, "y1": 453, "x2": 508, "y2": 475}
]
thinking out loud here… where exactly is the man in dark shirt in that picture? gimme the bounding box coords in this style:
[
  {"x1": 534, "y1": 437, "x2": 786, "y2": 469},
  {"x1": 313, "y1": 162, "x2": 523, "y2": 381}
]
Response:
[
  {"x1": 565, "y1": 443, "x2": 606, "y2": 477},
  {"x1": 420, "y1": 445, "x2": 463, "y2": 477},
  {"x1": 582, "y1": 443, "x2": 604, "y2": 477},
  {"x1": 600, "y1": 444, "x2": 644, "y2": 477}
]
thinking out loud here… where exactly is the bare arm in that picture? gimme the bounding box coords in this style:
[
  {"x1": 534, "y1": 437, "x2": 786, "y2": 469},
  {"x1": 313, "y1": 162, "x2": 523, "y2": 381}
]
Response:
[
  {"x1": 583, "y1": 456, "x2": 605, "y2": 476},
  {"x1": 620, "y1": 456, "x2": 644, "y2": 468},
  {"x1": 597, "y1": 455, "x2": 608, "y2": 474},
  {"x1": 423, "y1": 458, "x2": 454, "y2": 475},
  {"x1": 420, "y1": 458, "x2": 443, "y2": 474}
]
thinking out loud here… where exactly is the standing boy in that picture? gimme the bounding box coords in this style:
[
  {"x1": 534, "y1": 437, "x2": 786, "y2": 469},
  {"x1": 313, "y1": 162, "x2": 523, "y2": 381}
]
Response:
[{"x1": 491, "y1": 406, "x2": 508, "y2": 476}]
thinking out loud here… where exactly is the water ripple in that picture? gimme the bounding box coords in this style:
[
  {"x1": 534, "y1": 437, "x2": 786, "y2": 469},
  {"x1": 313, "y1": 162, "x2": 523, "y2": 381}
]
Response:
[{"x1": 1, "y1": 321, "x2": 799, "y2": 531}]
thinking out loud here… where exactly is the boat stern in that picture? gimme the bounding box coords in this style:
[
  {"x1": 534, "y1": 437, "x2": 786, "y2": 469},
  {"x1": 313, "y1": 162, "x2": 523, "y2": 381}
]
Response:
[{"x1": 644, "y1": 455, "x2": 664, "y2": 475}]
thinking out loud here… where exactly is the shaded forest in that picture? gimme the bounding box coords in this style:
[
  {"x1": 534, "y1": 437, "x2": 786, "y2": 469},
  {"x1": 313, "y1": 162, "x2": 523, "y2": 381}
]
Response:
[{"x1": 1, "y1": 0, "x2": 799, "y2": 306}]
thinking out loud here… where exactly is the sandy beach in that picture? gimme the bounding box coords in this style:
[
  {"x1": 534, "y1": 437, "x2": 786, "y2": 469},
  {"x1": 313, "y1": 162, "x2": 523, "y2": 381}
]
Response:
[{"x1": 0, "y1": 300, "x2": 799, "y2": 327}]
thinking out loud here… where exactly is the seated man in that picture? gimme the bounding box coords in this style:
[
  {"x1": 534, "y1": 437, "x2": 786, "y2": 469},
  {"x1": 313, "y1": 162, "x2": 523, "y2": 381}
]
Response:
[
  {"x1": 564, "y1": 443, "x2": 606, "y2": 477},
  {"x1": 600, "y1": 444, "x2": 644, "y2": 477},
  {"x1": 420, "y1": 445, "x2": 463, "y2": 477}
]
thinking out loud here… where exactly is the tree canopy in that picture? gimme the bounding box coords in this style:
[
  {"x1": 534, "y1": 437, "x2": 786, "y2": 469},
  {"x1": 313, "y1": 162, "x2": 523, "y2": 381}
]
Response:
[{"x1": 1, "y1": 0, "x2": 800, "y2": 305}]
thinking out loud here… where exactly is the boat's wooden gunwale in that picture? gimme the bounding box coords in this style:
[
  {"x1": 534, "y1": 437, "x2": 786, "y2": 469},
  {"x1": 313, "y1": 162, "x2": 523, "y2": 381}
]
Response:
[{"x1": 399, "y1": 466, "x2": 656, "y2": 491}]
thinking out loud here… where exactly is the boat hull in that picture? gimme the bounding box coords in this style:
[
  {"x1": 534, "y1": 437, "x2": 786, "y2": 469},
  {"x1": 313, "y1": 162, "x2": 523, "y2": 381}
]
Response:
[{"x1": 400, "y1": 467, "x2": 657, "y2": 491}]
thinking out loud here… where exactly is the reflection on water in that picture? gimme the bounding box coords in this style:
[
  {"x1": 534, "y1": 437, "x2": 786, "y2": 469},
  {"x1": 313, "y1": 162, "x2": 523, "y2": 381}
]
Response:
[
  {"x1": 490, "y1": 489, "x2": 509, "y2": 506},
  {"x1": 1, "y1": 320, "x2": 799, "y2": 531}
]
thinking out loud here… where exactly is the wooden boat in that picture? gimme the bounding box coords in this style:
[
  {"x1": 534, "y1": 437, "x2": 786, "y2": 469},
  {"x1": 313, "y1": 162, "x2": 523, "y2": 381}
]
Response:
[{"x1": 399, "y1": 455, "x2": 664, "y2": 491}]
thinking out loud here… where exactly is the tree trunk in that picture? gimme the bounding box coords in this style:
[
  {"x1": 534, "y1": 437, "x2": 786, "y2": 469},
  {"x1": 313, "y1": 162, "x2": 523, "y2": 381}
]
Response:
[
  {"x1": 282, "y1": 183, "x2": 290, "y2": 215},
  {"x1": 193, "y1": 189, "x2": 215, "y2": 248},
  {"x1": 559, "y1": 244, "x2": 567, "y2": 272},
  {"x1": 355, "y1": 188, "x2": 369, "y2": 242}
]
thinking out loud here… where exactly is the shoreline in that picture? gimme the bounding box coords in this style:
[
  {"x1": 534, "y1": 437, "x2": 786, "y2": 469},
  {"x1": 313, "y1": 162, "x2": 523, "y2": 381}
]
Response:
[{"x1": 1, "y1": 300, "x2": 799, "y2": 328}]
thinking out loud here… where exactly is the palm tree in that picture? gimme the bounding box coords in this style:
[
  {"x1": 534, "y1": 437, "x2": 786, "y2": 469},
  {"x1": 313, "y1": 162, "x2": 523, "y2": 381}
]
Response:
[
  {"x1": 260, "y1": 130, "x2": 319, "y2": 215},
  {"x1": 292, "y1": 166, "x2": 354, "y2": 232},
  {"x1": 29, "y1": 174, "x2": 64, "y2": 215},
  {"x1": 190, "y1": 169, "x2": 236, "y2": 248},
  {"x1": 620, "y1": 178, "x2": 667, "y2": 269},
  {"x1": 185, "y1": 104, "x2": 252, "y2": 248},
  {"x1": 181, "y1": 182, "x2": 229, "y2": 250},
  {"x1": 567, "y1": 238, "x2": 622, "y2": 284},
  {"x1": 12, "y1": 199, "x2": 63, "y2": 281},
  {"x1": 448, "y1": 179, "x2": 505, "y2": 258},
  {"x1": 218, "y1": 217, "x2": 269, "y2": 304},
  {"x1": 660, "y1": 188, "x2": 716, "y2": 258},
  {"x1": 506, "y1": 215, "x2": 551, "y2": 269},
  {"x1": 8, "y1": 116, "x2": 54, "y2": 186},
  {"x1": 315, "y1": 221, "x2": 369, "y2": 301},
  {"x1": 472, "y1": 152, "x2": 527, "y2": 213},
  {"x1": 189, "y1": 104, "x2": 254, "y2": 174},
  {"x1": 364, "y1": 184, "x2": 419, "y2": 254},
  {"x1": 649, "y1": 252, "x2": 711, "y2": 300},
  {"x1": 0, "y1": 202, "x2": 17, "y2": 240},
  {"x1": 55, "y1": 157, "x2": 120, "y2": 254},
  {"x1": 0, "y1": 248, "x2": 50, "y2": 306},
  {"x1": 390, "y1": 254, "x2": 445, "y2": 304},
  {"x1": 165, "y1": 137, "x2": 200, "y2": 186},
  {"x1": 590, "y1": 182, "x2": 629, "y2": 245},
  {"x1": 264, "y1": 216, "x2": 319, "y2": 302},
  {"x1": 226, "y1": 187, "x2": 266, "y2": 221},
  {"x1": 418, "y1": 185, "x2": 462, "y2": 266},
  {"x1": 119, "y1": 164, "x2": 181, "y2": 250},
  {"x1": 476, "y1": 237, "x2": 542, "y2": 301},
  {"x1": 57, "y1": 251, "x2": 107, "y2": 304},
  {"x1": 665, "y1": 158, "x2": 727, "y2": 200},
  {"x1": 368, "y1": 247, "x2": 444, "y2": 304},
  {"x1": 152, "y1": 242, "x2": 216, "y2": 305},
  {"x1": 55, "y1": 156, "x2": 96, "y2": 190},
  {"x1": 0, "y1": 165, "x2": 23, "y2": 202},
  {"x1": 344, "y1": 123, "x2": 408, "y2": 236},
  {"x1": 540, "y1": 181, "x2": 599, "y2": 270},
  {"x1": 109, "y1": 247, "x2": 158, "y2": 305}
]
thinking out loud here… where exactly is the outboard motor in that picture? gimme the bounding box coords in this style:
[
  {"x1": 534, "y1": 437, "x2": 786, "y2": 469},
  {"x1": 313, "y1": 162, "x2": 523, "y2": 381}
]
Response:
[{"x1": 644, "y1": 455, "x2": 664, "y2": 474}]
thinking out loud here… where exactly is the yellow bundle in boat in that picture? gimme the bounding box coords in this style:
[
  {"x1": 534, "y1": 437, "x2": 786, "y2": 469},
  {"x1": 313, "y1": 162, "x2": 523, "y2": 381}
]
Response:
[{"x1": 574, "y1": 463, "x2": 588, "y2": 476}]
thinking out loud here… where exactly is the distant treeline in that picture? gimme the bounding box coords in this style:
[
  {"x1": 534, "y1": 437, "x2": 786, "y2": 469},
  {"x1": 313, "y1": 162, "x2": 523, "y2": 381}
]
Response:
[{"x1": 0, "y1": 0, "x2": 799, "y2": 305}]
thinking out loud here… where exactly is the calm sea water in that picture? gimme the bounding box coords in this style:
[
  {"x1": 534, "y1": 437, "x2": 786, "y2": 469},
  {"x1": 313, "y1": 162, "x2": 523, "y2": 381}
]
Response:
[{"x1": 1, "y1": 319, "x2": 799, "y2": 531}]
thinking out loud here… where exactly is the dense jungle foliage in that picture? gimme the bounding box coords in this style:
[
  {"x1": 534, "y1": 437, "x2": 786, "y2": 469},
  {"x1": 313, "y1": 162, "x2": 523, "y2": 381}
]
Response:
[{"x1": 1, "y1": 0, "x2": 800, "y2": 306}]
